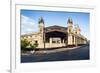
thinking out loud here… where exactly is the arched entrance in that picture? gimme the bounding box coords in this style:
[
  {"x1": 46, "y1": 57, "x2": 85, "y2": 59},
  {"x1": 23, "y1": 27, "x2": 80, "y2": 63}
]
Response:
[{"x1": 45, "y1": 30, "x2": 68, "y2": 48}]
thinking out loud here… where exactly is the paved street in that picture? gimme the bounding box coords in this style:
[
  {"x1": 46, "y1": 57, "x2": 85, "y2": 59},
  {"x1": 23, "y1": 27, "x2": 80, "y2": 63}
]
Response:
[{"x1": 21, "y1": 44, "x2": 89, "y2": 63}]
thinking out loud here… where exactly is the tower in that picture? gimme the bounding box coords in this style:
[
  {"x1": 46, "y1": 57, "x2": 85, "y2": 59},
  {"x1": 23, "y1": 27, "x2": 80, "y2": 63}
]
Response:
[
  {"x1": 67, "y1": 17, "x2": 73, "y2": 45},
  {"x1": 74, "y1": 24, "x2": 80, "y2": 35},
  {"x1": 38, "y1": 17, "x2": 45, "y2": 48},
  {"x1": 67, "y1": 17, "x2": 73, "y2": 33},
  {"x1": 74, "y1": 24, "x2": 81, "y2": 46},
  {"x1": 38, "y1": 17, "x2": 44, "y2": 33}
]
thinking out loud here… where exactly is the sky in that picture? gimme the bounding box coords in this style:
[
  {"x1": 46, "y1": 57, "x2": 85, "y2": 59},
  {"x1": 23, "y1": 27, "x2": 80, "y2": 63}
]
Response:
[{"x1": 21, "y1": 9, "x2": 90, "y2": 40}]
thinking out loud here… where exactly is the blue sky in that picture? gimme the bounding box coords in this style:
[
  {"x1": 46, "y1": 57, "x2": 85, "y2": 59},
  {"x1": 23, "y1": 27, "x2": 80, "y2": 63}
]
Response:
[{"x1": 21, "y1": 9, "x2": 90, "y2": 39}]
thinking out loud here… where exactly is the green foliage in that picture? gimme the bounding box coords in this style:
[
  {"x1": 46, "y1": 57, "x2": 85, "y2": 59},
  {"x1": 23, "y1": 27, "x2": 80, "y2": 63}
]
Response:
[
  {"x1": 21, "y1": 38, "x2": 39, "y2": 51},
  {"x1": 30, "y1": 43, "x2": 35, "y2": 49},
  {"x1": 34, "y1": 41, "x2": 39, "y2": 47},
  {"x1": 30, "y1": 41, "x2": 39, "y2": 49},
  {"x1": 21, "y1": 38, "x2": 30, "y2": 49}
]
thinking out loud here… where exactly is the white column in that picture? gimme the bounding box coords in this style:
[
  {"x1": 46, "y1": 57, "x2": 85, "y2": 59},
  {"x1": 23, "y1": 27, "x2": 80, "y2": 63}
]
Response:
[
  {"x1": 63, "y1": 39, "x2": 64, "y2": 43},
  {"x1": 74, "y1": 36, "x2": 75, "y2": 45},
  {"x1": 68, "y1": 34, "x2": 73, "y2": 45},
  {"x1": 50, "y1": 38, "x2": 52, "y2": 44}
]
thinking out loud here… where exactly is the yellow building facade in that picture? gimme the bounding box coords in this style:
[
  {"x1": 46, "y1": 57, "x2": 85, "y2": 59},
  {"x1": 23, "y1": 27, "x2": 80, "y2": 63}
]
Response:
[{"x1": 21, "y1": 17, "x2": 88, "y2": 49}]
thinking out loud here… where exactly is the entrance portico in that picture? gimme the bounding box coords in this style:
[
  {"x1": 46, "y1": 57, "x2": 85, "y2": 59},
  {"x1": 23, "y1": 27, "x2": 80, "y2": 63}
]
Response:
[{"x1": 45, "y1": 27, "x2": 68, "y2": 48}]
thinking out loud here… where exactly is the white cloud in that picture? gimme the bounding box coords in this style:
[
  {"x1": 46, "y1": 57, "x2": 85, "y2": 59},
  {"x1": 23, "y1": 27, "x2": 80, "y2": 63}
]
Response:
[{"x1": 21, "y1": 15, "x2": 38, "y2": 34}]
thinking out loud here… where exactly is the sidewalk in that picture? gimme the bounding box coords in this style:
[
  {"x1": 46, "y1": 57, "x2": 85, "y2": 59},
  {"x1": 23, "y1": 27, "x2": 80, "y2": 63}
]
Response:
[{"x1": 34, "y1": 46, "x2": 80, "y2": 54}]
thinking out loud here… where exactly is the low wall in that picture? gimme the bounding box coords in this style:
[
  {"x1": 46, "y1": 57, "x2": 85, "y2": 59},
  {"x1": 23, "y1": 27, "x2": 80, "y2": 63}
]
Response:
[{"x1": 45, "y1": 43, "x2": 66, "y2": 48}]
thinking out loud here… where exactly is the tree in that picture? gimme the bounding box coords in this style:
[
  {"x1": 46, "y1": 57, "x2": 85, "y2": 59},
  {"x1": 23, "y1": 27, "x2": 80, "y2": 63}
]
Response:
[
  {"x1": 30, "y1": 41, "x2": 39, "y2": 50},
  {"x1": 30, "y1": 43, "x2": 35, "y2": 49},
  {"x1": 21, "y1": 38, "x2": 30, "y2": 50},
  {"x1": 34, "y1": 41, "x2": 39, "y2": 48}
]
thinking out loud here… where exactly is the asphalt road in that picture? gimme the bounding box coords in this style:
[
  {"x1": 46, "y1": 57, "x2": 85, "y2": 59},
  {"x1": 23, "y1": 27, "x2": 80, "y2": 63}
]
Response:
[{"x1": 21, "y1": 44, "x2": 89, "y2": 63}]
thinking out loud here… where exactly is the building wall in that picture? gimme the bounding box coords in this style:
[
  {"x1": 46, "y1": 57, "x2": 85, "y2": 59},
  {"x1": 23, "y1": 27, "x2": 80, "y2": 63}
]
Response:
[{"x1": 21, "y1": 18, "x2": 88, "y2": 48}]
